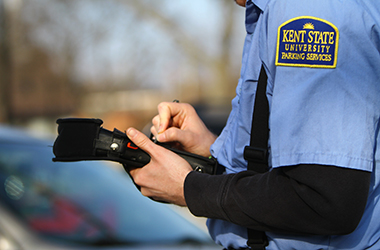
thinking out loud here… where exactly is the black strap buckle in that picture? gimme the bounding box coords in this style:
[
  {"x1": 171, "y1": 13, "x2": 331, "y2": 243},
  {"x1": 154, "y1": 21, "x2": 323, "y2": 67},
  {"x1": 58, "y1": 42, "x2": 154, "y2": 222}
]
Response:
[
  {"x1": 247, "y1": 230, "x2": 268, "y2": 250},
  {"x1": 244, "y1": 146, "x2": 268, "y2": 164}
]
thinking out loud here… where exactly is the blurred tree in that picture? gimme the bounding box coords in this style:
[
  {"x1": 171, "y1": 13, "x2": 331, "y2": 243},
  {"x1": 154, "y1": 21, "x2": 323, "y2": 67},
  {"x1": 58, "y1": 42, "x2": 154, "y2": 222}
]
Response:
[
  {"x1": 20, "y1": 0, "x2": 245, "y2": 100},
  {"x1": 0, "y1": 0, "x2": 80, "y2": 124},
  {"x1": 117, "y1": 0, "x2": 244, "y2": 102},
  {"x1": 1, "y1": 0, "x2": 245, "y2": 128},
  {"x1": 0, "y1": 0, "x2": 13, "y2": 123}
]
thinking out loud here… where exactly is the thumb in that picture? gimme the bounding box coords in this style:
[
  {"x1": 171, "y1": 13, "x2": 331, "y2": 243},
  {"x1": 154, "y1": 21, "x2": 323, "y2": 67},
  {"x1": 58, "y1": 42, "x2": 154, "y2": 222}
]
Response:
[{"x1": 127, "y1": 128, "x2": 156, "y2": 156}]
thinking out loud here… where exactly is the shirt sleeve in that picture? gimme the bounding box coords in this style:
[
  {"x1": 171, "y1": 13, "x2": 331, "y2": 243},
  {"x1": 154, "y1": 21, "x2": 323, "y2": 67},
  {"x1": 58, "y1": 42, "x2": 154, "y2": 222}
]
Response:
[
  {"x1": 184, "y1": 164, "x2": 370, "y2": 235},
  {"x1": 259, "y1": 0, "x2": 380, "y2": 171}
]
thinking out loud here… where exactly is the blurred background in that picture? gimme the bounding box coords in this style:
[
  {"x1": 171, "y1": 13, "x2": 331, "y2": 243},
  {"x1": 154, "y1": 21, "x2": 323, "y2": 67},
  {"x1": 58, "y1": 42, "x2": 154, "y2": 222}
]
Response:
[
  {"x1": 0, "y1": 1, "x2": 248, "y2": 248},
  {"x1": 0, "y1": 0, "x2": 246, "y2": 135}
]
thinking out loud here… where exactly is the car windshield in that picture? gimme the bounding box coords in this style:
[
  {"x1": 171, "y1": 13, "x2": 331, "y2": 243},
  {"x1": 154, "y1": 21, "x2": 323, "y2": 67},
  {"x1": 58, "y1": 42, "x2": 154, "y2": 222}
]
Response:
[{"x1": 0, "y1": 141, "x2": 210, "y2": 246}]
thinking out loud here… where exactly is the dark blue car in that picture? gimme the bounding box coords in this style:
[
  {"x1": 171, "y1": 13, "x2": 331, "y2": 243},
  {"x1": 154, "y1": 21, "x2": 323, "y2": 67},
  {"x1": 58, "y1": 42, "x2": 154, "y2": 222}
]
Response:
[{"x1": 0, "y1": 125, "x2": 220, "y2": 250}]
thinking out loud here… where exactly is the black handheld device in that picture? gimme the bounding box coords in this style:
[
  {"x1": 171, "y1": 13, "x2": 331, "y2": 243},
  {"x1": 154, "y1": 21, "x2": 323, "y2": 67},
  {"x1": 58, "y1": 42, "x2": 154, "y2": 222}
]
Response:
[{"x1": 52, "y1": 118, "x2": 217, "y2": 175}]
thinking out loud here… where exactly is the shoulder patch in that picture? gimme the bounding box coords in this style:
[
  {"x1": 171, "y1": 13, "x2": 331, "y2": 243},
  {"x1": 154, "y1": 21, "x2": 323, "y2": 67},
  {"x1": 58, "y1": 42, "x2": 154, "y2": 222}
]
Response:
[{"x1": 275, "y1": 16, "x2": 339, "y2": 68}]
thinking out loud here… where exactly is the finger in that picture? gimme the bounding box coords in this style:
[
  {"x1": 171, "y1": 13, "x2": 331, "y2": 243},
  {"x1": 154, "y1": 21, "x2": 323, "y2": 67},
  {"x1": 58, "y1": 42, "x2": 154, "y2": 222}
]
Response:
[
  {"x1": 150, "y1": 125, "x2": 158, "y2": 139},
  {"x1": 128, "y1": 167, "x2": 140, "y2": 178},
  {"x1": 127, "y1": 127, "x2": 156, "y2": 156},
  {"x1": 128, "y1": 168, "x2": 141, "y2": 177},
  {"x1": 156, "y1": 102, "x2": 173, "y2": 133},
  {"x1": 152, "y1": 115, "x2": 160, "y2": 133},
  {"x1": 150, "y1": 115, "x2": 160, "y2": 139},
  {"x1": 157, "y1": 102, "x2": 184, "y2": 133},
  {"x1": 139, "y1": 188, "x2": 160, "y2": 200},
  {"x1": 156, "y1": 126, "x2": 181, "y2": 142}
]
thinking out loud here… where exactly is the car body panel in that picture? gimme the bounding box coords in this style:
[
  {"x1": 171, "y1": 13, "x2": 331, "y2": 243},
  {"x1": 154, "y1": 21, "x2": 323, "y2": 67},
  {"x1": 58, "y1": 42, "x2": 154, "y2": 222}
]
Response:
[{"x1": 0, "y1": 125, "x2": 221, "y2": 250}]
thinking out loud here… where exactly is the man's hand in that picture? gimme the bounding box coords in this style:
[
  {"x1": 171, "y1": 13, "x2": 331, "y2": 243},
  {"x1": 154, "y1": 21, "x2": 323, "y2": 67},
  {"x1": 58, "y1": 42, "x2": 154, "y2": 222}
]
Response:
[
  {"x1": 127, "y1": 127, "x2": 192, "y2": 206},
  {"x1": 151, "y1": 102, "x2": 217, "y2": 157}
]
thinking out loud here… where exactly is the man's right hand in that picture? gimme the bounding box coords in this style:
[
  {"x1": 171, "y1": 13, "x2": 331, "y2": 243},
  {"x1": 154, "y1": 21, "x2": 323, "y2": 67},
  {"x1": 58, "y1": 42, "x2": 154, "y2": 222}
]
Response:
[{"x1": 150, "y1": 102, "x2": 217, "y2": 157}]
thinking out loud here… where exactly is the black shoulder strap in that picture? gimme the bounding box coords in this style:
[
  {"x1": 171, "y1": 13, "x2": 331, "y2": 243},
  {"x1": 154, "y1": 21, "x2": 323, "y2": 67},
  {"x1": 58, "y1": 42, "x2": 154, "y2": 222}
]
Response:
[
  {"x1": 244, "y1": 65, "x2": 269, "y2": 173},
  {"x1": 244, "y1": 65, "x2": 269, "y2": 250}
]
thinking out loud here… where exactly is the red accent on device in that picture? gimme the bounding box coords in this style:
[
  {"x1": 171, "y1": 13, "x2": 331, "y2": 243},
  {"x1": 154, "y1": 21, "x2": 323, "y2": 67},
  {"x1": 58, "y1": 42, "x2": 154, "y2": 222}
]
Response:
[{"x1": 127, "y1": 142, "x2": 138, "y2": 150}]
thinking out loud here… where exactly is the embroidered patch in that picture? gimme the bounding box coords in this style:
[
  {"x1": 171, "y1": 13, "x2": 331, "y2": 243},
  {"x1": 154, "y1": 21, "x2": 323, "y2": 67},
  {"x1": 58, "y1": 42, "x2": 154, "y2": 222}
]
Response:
[{"x1": 276, "y1": 16, "x2": 339, "y2": 68}]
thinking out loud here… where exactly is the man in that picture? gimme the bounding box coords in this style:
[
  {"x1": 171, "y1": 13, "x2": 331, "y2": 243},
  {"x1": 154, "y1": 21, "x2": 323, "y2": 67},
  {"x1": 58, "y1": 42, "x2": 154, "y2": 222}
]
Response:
[{"x1": 127, "y1": 0, "x2": 380, "y2": 249}]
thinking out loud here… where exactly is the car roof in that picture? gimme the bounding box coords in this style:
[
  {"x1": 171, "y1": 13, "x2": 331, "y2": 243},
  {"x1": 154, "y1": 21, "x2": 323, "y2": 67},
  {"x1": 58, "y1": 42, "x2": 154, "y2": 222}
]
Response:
[{"x1": 0, "y1": 125, "x2": 50, "y2": 146}]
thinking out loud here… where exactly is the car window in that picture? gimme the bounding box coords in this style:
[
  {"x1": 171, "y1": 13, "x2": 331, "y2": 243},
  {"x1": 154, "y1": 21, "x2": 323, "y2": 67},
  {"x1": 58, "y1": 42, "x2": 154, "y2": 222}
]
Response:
[{"x1": 0, "y1": 143, "x2": 210, "y2": 246}]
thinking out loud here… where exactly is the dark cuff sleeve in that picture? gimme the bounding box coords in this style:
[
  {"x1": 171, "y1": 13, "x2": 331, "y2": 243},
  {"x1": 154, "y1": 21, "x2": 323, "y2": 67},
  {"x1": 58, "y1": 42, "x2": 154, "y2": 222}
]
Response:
[
  {"x1": 184, "y1": 171, "x2": 233, "y2": 219},
  {"x1": 184, "y1": 165, "x2": 371, "y2": 235}
]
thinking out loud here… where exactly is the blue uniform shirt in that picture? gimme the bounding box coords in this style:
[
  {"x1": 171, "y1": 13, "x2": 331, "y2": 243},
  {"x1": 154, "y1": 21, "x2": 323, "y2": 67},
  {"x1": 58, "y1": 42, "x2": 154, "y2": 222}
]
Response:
[{"x1": 208, "y1": 0, "x2": 380, "y2": 249}]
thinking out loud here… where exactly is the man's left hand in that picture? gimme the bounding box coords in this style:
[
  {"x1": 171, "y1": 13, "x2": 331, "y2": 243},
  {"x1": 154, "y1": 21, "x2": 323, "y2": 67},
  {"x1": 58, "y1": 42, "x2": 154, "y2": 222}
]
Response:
[{"x1": 127, "y1": 127, "x2": 192, "y2": 206}]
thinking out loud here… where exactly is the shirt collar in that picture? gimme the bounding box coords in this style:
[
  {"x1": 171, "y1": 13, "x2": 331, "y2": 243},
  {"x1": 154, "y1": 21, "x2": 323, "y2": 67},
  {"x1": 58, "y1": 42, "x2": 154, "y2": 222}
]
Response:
[
  {"x1": 245, "y1": 0, "x2": 268, "y2": 33},
  {"x1": 248, "y1": 0, "x2": 268, "y2": 11},
  {"x1": 245, "y1": 0, "x2": 260, "y2": 33}
]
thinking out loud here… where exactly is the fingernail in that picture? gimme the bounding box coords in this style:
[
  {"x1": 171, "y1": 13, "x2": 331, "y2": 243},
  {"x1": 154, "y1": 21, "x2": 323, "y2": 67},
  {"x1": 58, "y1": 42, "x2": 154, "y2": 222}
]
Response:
[
  {"x1": 157, "y1": 133, "x2": 165, "y2": 142},
  {"x1": 158, "y1": 124, "x2": 163, "y2": 133},
  {"x1": 127, "y1": 128, "x2": 137, "y2": 138}
]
